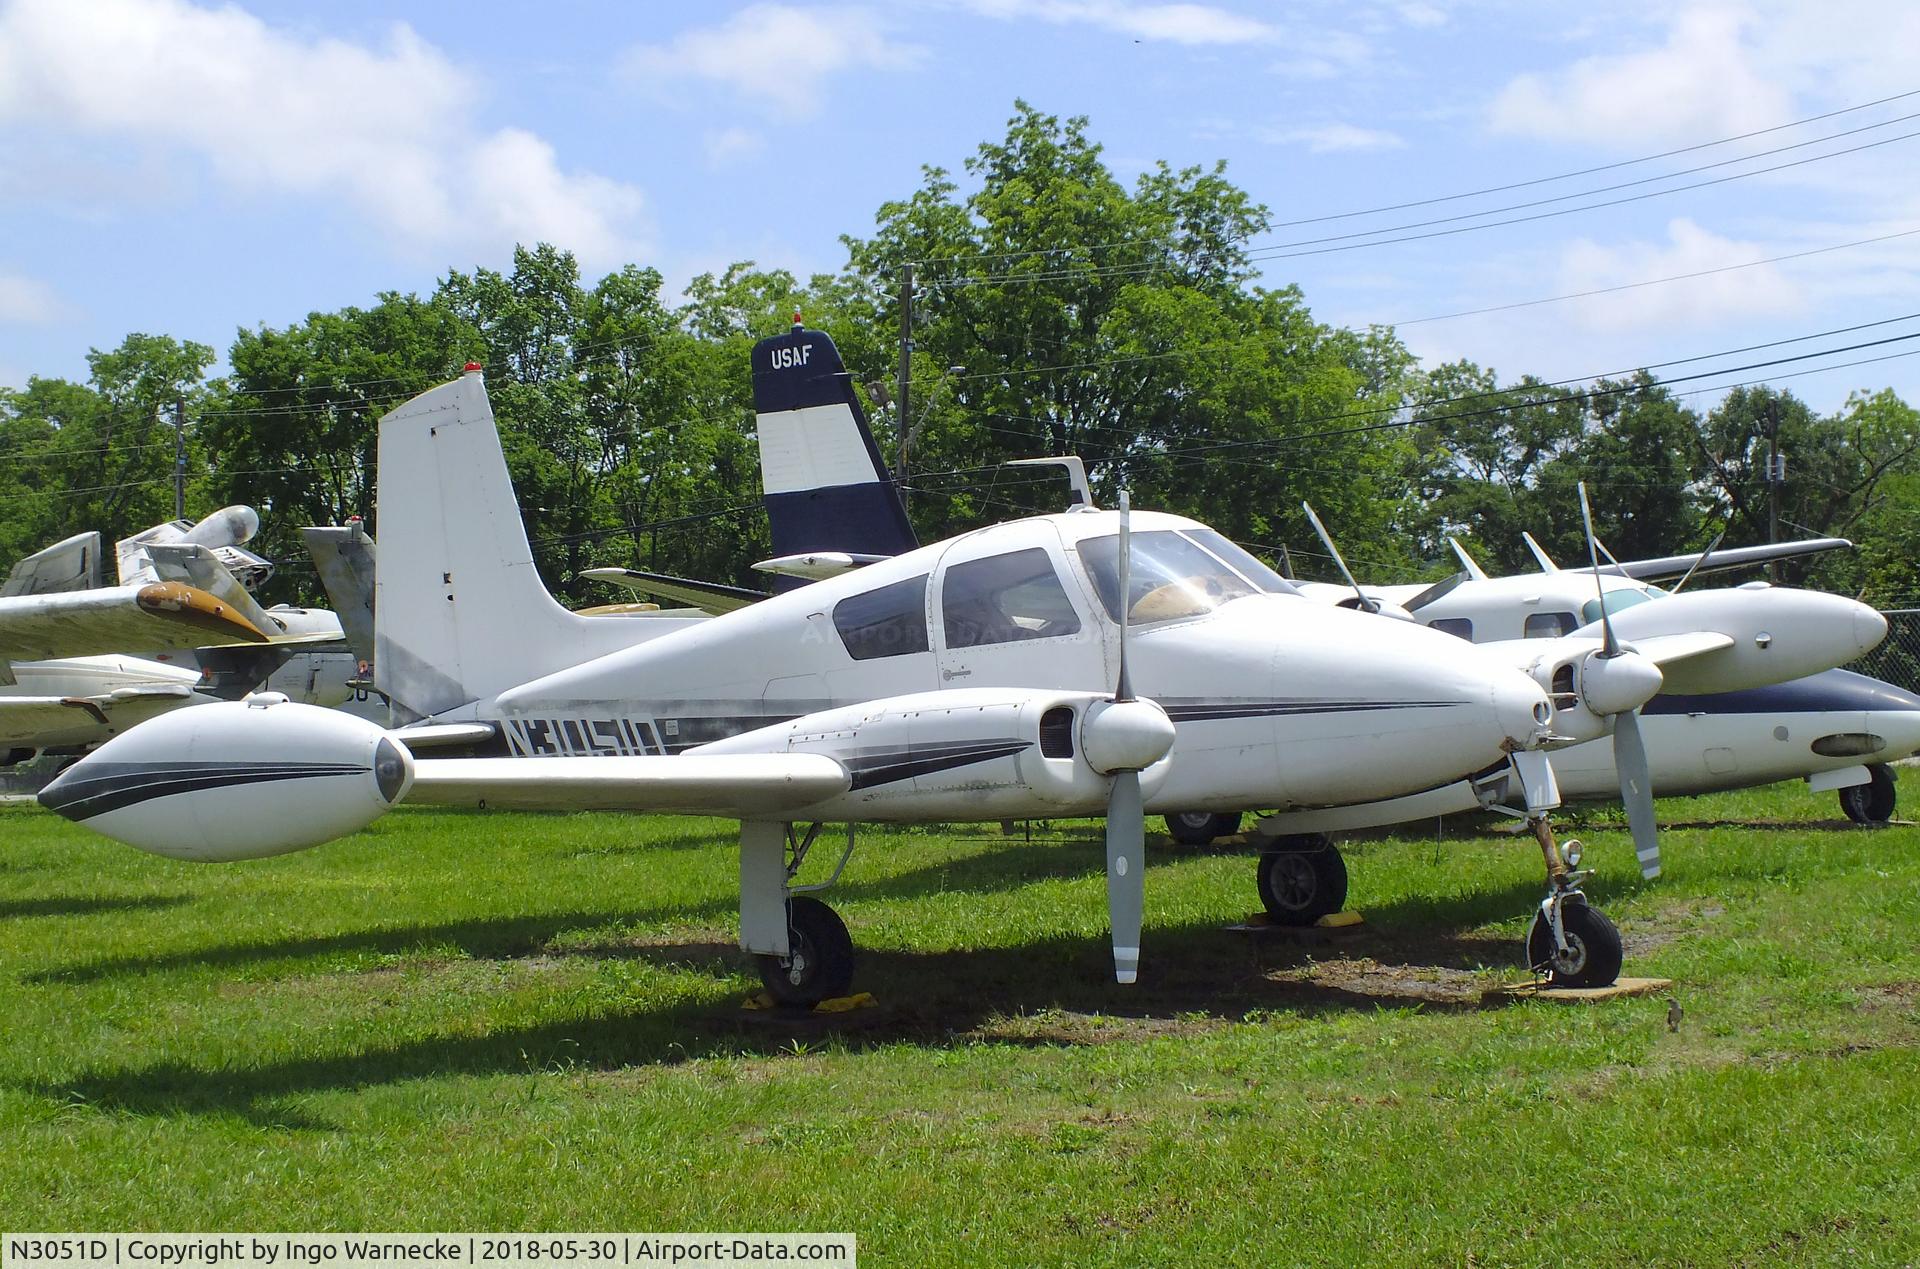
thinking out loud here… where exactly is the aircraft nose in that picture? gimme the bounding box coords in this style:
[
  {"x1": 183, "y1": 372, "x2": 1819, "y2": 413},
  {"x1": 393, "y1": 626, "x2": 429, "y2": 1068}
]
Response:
[{"x1": 1857, "y1": 605, "x2": 1890, "y2": 659}]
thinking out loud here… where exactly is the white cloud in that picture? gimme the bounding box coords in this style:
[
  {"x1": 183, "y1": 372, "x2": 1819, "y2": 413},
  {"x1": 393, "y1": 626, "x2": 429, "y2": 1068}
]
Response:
[
  {"x1": 961, "y1": 0, "x2": 1278, "y2": 44},
  {"x1": 0, "y1": 0, "x2": 651, "y2": 266},
  {"x1": 1264, "y1": 123, "x2": 1405, "y2": 153},
  {"x1": 1555, "y1": 218, "x2": 1802, "y2": 334},
  {"x1": 0, "y1": 271, "x2": 65, "y2": 325},
  {"x1": 704, "y1": 127, "x2": 766, "y2": 168},
  {"x1": 1489, "y1": 7, "x2": 1792, "y2": 146},
  {"x1": 1396, "y1": 3, "x2": 1447, "y2": 29},
  {"x1": 622, "y1": 5, "x2": 923, "y2": 118}
]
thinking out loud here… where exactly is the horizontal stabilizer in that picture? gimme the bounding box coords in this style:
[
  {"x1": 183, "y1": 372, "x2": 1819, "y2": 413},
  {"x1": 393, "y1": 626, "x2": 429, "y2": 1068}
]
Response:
[
  {"x1": 579, "y1": 567, "x2": 766, "y2": 614},
  {"x1": 751, "y1": 551, "x2": 890, "y2": 580}
]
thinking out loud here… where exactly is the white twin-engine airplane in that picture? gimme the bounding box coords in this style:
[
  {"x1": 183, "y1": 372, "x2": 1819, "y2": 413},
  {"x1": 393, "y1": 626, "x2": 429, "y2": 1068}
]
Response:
[{"x1": 33, "y1": 328, "x2": 1882, "y2": 1003}]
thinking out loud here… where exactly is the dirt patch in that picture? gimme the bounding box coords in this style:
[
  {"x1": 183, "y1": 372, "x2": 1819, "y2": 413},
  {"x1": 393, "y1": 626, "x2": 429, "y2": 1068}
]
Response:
[
  {"x1": 1265, "y1": 955, "x2": 1495, "y2": 1007},
  {"x1": 1859, "y1": 980, "x2": 1920, "y2": 1011}
]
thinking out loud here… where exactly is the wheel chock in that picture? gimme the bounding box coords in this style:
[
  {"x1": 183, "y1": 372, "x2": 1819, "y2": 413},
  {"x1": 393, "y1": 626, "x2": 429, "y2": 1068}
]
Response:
[
  {"x1": 1224, "y1": 911, "x2": 1366, "y2": 939},
  {"x1": 740, "y1": 990, "x2": 878, "y2": 1014},
  {"x1": 1482, "y1": 975, "x2": 1673, "y2": 1007}
]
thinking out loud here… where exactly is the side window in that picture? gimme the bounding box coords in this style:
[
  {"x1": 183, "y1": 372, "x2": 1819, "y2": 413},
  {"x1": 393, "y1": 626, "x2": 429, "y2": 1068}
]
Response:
[
  {"x1": 1524, "y1": 611, "x2": 1577, "y2": 639},
  {"x1": 942, "y1": 548, "x2": 1083, "y2": 648},
  {"x1": 1427, "y1": 617, "x2": 1473, "y2": 640},
  {"x1": 833, "y1": 575, "x2": 929, "y2": 660}
]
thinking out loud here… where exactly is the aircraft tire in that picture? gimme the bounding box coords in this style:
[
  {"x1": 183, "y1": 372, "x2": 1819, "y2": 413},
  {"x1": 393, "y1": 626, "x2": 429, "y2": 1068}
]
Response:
[
  {"x1": 1526, "y1": 898, "x2": 1623, "y2": 988},
  {"x1": 756, "y1": 896, "x2": 856, "y2": 1008},
  {"x1": 1839, "y1": 763, "x2": 1896, "y2": 825},
  {"x1": 1164, "y1": 810, "x2": 1241, "y2": 845},
  {"x1": 1257, "y1": 836, "x2": 1347, "y2": 925}
]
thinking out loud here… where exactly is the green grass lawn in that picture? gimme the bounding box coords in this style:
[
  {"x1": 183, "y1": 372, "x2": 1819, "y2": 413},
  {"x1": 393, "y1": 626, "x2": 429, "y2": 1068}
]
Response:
[{"x1": 3, "y1": 773, "x2": 1918, "y2": 1264}]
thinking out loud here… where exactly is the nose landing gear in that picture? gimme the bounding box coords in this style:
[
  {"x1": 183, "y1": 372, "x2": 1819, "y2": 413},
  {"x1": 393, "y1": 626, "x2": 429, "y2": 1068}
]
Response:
[{"x1": 1524, "y1": 816, "x2": 1623, "y2": 988}]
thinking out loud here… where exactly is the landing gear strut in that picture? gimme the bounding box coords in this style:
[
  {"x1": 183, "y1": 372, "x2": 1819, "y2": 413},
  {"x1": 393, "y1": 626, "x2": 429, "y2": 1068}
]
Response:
[
  {"x1": 1255, "y1": 833, "x2": 1348, "y2": 925},
  {"x1": 741, "y1": 821, "x2": 859, "y2": 1008},
  {"x1": 1523, "y1": 815, "x2": 1622, "y2": 987}
]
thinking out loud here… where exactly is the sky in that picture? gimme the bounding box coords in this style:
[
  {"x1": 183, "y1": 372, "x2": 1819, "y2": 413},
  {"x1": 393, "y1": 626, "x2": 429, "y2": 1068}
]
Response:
[{"x1": 5, "y1": 0, "x2": 1920, "y2": 415}]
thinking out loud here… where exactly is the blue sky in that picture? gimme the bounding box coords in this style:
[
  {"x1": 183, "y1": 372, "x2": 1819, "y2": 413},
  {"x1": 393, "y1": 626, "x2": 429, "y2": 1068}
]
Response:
[{"x1": 5, "y1": 0, "x2": 1920, "y2": 415}]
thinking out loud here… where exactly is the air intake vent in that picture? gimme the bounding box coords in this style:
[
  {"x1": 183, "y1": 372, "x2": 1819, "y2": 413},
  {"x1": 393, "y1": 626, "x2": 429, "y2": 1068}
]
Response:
[{"x1": 1039, "y1": 706, "x2": 1076, "y2": 758}]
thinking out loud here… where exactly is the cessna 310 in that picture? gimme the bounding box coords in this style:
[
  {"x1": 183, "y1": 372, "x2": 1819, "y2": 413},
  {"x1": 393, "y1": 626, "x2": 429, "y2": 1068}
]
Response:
[{"x1": 42, "y1": 331, "x2": 1637, "y2": 1003}]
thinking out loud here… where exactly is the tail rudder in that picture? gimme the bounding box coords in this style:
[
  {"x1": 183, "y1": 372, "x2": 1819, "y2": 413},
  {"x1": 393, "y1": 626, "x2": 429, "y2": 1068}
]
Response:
[
  {"x1": 373, "y1": 369, "x2": 658, "y2": 717},
  {"x1": 752, "y1": 323, "x2": 917, "y2": 588}
]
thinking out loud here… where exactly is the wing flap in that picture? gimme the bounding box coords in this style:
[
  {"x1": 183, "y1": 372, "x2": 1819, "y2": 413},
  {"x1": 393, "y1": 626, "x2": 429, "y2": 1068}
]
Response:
[{"x1": 404, "y1": 753, "x2": 850, "y2": 815}]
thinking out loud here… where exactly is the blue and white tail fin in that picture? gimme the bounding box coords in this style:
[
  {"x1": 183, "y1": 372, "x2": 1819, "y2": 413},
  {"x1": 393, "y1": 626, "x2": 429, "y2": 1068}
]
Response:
[
  {"x1": 374, "y1": 368, "x2": 690, "y2": 719},
  {"x1": 752, "y1": 323, "x2": 917, "y2": 588}
]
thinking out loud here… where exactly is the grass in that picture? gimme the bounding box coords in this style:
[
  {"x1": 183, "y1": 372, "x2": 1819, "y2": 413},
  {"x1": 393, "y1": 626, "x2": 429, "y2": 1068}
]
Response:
[{"x1": 2, "y1": 772, "x2": 1919, "y2": 1263}]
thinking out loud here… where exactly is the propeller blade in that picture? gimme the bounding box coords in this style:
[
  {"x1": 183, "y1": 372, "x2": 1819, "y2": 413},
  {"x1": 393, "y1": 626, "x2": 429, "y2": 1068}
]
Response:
[
  {"x1": 1577, "y1": 482, "x2": 1619, "y2": 658},
  {"x1": 1302, "y1": 502, "x2": 1375, "y2": 612},
  {"x1": 1116, "y1": 488, "x2": 1133, "y2": 703},
  {"x1": 1668, "y1": 528, "x2": 1726, "y2": 595},
  {"x1": 1106, "y1": 769, "x2": 1145, "y2": 983},
  {"x1": 1613, "y1": 708, "x2": 1661, "y2": 879}
]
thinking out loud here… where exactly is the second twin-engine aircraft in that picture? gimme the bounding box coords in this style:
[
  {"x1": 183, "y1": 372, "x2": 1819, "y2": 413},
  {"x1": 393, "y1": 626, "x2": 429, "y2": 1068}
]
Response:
[{"x1": 41, "y1": 331, "x2": 1604, "y2": 1005}]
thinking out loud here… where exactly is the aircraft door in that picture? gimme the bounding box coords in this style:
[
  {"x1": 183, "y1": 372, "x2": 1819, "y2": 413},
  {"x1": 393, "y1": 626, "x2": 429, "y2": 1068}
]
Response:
[{"x1": 931, "y1": 525, "x2": 1108, "y2": 693}]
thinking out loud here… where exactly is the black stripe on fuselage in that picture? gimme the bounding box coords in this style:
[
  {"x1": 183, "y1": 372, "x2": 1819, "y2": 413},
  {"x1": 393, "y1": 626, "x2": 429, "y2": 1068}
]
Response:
[
  {"x1": 38, "y1": 761, "x2": 368, "y2": 822},
  {"x1": 840, "y1": 739, "x2": 1033, "y2": 790},
  {"x1": 1642, "y1": 668, "x2": 1920, "y2": 717}
]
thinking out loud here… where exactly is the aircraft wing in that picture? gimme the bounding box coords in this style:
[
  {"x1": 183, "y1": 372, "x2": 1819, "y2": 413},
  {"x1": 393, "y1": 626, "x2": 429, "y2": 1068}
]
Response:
[
  {"x1": 1629, "y1": 631, "x2": 1737, "y2": 666},
  {"x1": 1601, "y1": 538, "x2": 1852, "y2": 581},
  {"x1": 0, "y1": 684, "x2": 197, "y2": 748},
  {"x1": 0, "y1": 582, "x2": 271, "y2": 662},
  {"x1": 579, "y1": 568, "x2": 766, "y2": 615},
  {"x1": 403, "y1": 753, "x2": 850, "y2": 816}
]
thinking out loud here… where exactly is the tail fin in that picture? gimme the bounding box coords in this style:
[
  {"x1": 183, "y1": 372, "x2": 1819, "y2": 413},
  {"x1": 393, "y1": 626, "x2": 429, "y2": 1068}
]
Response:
[
  {"x1": 373, "y1": 369, "x2": 672, "y2": 718},
  {"x1": 752, "y1": 324, "x2": 917, "y2": 587},
  {"x1": 302, "y1": 522, "x2": 377, "y2": 666}
]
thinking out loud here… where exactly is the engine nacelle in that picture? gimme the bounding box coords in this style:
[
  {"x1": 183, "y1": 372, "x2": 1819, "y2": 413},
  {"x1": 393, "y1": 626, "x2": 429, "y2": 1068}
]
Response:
[
  {"x1": 37, "y1": 696, "x2": 412, "y2": 861},
  {"x1": 695, "y1": 687, "x2": 1171, "y2": 820},
  {"x1": 1591, "y1": 585, "x2": 1886, "y2": 694}
]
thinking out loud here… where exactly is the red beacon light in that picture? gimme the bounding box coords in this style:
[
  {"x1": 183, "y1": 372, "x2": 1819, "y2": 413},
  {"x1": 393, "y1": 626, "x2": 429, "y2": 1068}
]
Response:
[
  {"x1": 792, "y1": 309, "x2": 803, "y2": 330},
  {"x1": 463, "y1": 361, "x2": 484, "y2": 372}
]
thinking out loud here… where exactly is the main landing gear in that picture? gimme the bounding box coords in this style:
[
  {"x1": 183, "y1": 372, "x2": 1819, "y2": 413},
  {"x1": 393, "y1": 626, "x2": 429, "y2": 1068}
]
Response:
[
  {"x1": 1165, "y1": 810, "x2": 1242, "y2": 845},
  {"x1": 1254, "y1": 832, "x2": 1348, "y2": 925},
  {"x1": 1523, "y1": 815, "x2": 1623, "y2": 988},
  {"x1": 1840, "y1": 763, "x2": 1897, "y2": 825},
  {"x1": 740, "y1": 821, "x2": 860, "y2": 1008}
]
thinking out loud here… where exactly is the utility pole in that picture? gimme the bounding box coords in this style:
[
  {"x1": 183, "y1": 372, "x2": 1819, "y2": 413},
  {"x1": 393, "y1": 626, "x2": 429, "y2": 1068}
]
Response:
[
  {"x1": 896, "y1": 263, "x2": 913, "y2": 508},
  {"x1": 1767, "y1": 399, "x2": 1783, "y2": 583},
  {"x1": 172, "y1": 396, "x2": 187, "y2": 520}
]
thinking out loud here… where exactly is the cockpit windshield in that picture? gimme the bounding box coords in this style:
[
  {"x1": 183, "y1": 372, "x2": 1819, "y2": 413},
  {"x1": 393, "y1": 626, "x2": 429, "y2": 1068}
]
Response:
[
  {"x1": 1580, "y1": 587, "x2": 1658, "y2": 626},
  {"x1": 1077, "y1": 530, "x2": 1280, "y2": 625}
]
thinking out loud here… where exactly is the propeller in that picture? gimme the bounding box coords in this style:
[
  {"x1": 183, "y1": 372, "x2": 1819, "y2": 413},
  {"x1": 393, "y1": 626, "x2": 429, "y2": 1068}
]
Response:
[
  {"x1": 1667, "y1": 527, "x2": 1726, "y2": 595},
  {"x1": 1577, "y1": 482, "x2": 1663, "y2": 879},
  {"x1": 1302, "y1": 502, "x2": 1377, "y2": 613},
  {"x1": 1084, "y1": 489, "x2": 1177, "y2": 983}
]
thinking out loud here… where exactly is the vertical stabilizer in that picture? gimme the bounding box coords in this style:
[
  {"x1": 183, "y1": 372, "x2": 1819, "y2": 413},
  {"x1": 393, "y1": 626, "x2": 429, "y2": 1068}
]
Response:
[
  {"x1": 373, "y1": 370, "x2": 689, "y2": 718},
  {"x1": 752, "y1": 325, "x2": 917, "y2": 584}
]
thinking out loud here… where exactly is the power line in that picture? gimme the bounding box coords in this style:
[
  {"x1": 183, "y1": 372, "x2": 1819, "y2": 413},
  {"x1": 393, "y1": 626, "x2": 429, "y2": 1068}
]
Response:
[{"x1": 908, "y1": 86, "x2": 1920, "y2": 270}]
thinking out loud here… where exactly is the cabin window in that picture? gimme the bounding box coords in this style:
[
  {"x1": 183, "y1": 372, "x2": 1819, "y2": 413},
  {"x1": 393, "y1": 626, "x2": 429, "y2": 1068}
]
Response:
[
  {"x1": 833, "y1": 574, "x2": 930, "y2": 660},
  {"x1": 942, "y1": 549, "x2": 1083, "y2": 647},
  {"x1": 1524, "y1": 611, "x2": 1578, "y2": 639},
  {"x1": 1078, "y1": 530, "x2": 1262, "y2": 625},
  {"x1": 1427, "y1": 617, "x2": 1474, "y2": 640}
]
